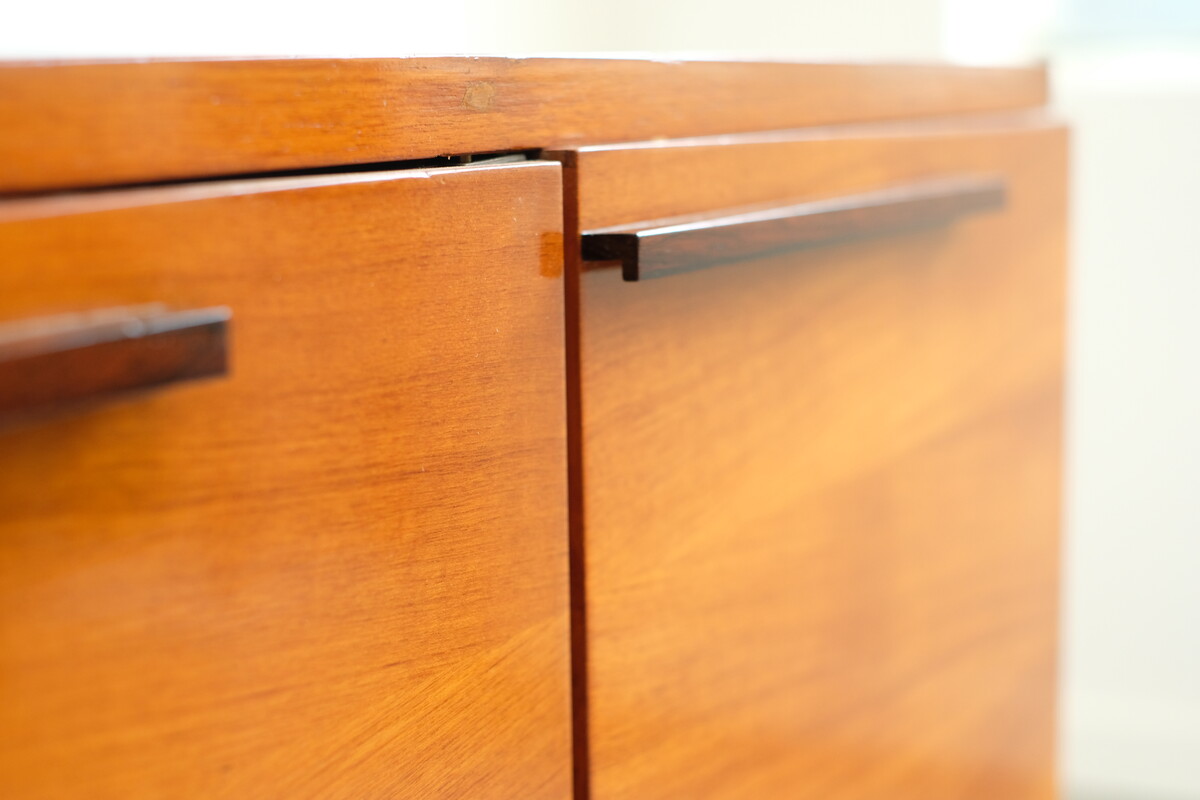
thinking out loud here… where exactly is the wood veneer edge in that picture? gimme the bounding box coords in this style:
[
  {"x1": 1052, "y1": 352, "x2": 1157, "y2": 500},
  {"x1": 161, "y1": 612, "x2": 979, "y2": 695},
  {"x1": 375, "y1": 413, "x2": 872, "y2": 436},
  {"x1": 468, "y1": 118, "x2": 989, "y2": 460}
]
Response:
[{"x1": 551, "y1": 149, "x2": 593, "y2": 800}]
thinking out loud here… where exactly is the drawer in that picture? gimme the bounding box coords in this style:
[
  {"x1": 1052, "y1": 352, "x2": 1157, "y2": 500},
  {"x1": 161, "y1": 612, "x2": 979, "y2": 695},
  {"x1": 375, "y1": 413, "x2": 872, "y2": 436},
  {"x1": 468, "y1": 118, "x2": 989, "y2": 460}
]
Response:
[
  {"x1": 0, "y1": 162, "x2": 572, "y2": 799},
  {"x1": 560, "y1": 117, "x2": 1067, "y2": 799}
]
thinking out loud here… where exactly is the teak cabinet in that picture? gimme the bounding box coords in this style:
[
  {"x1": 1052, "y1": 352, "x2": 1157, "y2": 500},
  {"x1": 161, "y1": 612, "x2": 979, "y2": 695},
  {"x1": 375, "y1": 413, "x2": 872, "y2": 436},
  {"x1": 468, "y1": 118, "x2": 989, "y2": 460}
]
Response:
[{"x1": 0, "y1": 58, "x2": 1066, "y2": 800}]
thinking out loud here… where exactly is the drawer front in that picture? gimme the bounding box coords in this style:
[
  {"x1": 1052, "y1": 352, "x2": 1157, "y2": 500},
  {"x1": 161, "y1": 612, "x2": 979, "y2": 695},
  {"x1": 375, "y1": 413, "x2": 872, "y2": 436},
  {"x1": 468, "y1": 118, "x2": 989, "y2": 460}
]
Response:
[
  {"x1": 0, "y1": 162, "x2": 572, "y2": 799},
  {"x1": 568, "y1": 120, "x2": 1066, "y2": 799}
]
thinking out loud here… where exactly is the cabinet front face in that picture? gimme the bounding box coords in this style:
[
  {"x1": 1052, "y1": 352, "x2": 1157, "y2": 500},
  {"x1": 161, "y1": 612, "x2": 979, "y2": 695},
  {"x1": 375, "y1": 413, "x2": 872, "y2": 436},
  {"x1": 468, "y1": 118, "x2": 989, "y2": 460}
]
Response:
[
  {"x1": 569, "y1": 120, "x2": 1067, "y2": 799},
  {"x1": 0, "y1": 162, "x2": 572, "y2": 799}
]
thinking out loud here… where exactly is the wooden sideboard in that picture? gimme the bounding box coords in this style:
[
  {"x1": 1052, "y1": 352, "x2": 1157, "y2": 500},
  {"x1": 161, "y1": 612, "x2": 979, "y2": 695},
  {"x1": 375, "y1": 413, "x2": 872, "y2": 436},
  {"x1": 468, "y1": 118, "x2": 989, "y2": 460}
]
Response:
[{"x1": 0, "y1": 57, "x2": 1066, "y2": 800}]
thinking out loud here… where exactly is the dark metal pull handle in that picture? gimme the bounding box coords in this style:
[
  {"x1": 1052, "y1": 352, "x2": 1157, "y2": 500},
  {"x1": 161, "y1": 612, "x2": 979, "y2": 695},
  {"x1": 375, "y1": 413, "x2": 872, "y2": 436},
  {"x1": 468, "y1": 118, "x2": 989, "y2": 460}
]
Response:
[
  {"x1": 0, "y1": 304, "x2": 230, "y2": 420},
  {"x1": 581, "y1": 175, "x2": 1007, "y2": 281}
]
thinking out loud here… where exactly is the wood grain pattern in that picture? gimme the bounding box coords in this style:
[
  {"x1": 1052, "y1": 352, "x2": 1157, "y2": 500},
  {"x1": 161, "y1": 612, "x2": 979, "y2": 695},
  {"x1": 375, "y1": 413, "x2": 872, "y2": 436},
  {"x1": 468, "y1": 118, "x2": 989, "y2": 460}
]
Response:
[
  {"x1": 581, "y1": 175, "x2": 1005, "y2": 280},
  {"x1": 565, "y1": 120, "x2": 1067, "y2": 799},
  {"x1": 0, "y1": 305, "x2": 229, "y2": 421},
  {"x1": 0, "y1": 161, "x2": 572, "y2": 799},
  {"x1": 0, "y1": 58, "x2": 1047, "y2": 193}
]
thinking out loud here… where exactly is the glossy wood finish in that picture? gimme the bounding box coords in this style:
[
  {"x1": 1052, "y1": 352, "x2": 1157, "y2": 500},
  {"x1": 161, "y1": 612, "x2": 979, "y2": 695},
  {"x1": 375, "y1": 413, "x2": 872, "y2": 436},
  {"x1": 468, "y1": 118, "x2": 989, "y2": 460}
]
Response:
[
  {"x1": 581, "y1": 175, "x2": 1006, "y2": 280},
  {"x1": 0, "y1": 161, "x2": 572, "y2": 799},
  {"x1": 0, "y1": 58, "x2": 1047, "y2": 193},
  {"x1": 565, "y1": 119, "x2": 1067, "y2": 799},
  {"x1": 0, "y1": 305, "x2": 229, "y2": 421}
]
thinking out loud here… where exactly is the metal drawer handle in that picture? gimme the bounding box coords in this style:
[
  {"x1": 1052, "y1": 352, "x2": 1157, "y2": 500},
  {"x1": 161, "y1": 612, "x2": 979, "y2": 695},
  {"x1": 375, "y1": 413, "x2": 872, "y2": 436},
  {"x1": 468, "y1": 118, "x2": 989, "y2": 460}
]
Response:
[
  {"x1": 0, "y1": 304, "x2": 230, "y2": 421},
  {"x1": 581, "y1": 175, "x2": 1006, "y2": 281}
]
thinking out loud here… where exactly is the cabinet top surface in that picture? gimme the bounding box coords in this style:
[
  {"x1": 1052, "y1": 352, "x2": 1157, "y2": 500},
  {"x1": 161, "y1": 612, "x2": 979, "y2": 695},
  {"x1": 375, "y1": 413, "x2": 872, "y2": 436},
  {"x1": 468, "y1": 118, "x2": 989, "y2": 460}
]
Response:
[{"x1": 0, "y1": 56, "x2": 1047, "y2": 195}]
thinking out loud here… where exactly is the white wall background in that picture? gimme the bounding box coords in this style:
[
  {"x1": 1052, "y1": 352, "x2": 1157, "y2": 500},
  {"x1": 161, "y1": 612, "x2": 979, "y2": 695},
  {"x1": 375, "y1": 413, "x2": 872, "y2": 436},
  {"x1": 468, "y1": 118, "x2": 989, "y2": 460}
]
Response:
[
  {"x1": 4, "y1": 3, "x2": 1198, "y2": 799},
  {"x1": 1055, "y1": 45, "x2": 1200, "y2": 800},
  {"x1": 2, "y1": 0, "x2": 941, "y2": 60}
]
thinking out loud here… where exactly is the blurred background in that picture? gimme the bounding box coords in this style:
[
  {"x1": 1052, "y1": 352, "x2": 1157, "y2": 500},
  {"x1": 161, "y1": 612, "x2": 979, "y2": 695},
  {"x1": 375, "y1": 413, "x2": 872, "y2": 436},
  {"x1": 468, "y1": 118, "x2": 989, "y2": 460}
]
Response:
[{"x1": 5, "y1": 1, "x2": 1197, "y2": 798}]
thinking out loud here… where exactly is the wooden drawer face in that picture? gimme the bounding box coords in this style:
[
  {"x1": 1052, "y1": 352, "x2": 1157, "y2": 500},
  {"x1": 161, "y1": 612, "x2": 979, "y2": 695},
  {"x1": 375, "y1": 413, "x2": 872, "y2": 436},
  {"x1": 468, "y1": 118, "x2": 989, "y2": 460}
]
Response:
[
  {"x1": 0, "y1": 162, "x2": 572, "y2": 799},
  {"x1": 568, "y1": 120, "x2": 1067, "y2": 799}
]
